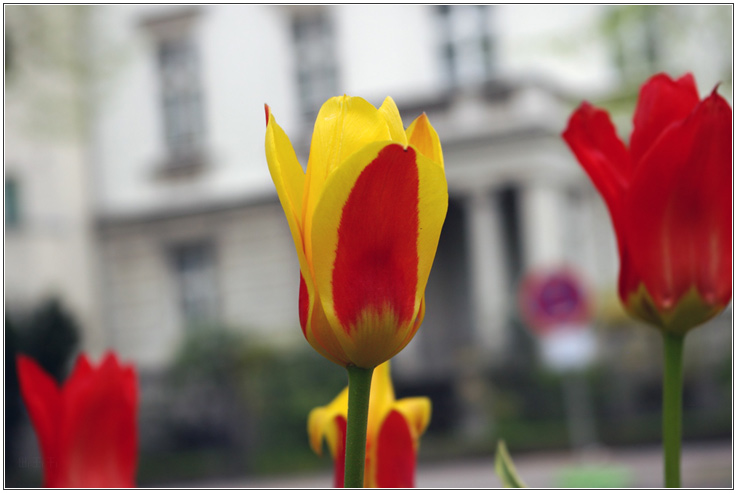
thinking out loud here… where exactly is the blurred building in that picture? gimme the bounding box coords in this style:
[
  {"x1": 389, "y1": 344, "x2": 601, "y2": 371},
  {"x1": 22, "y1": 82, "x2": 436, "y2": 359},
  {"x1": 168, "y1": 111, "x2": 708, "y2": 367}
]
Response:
[
  {"x1": 5, "y1": 4, "x2": 732, "y2": 424},
  {"x1": 76, "y1": 5, "x2": 622, "y2": 372},
  {"x1": 5, "y1": 6, "x2": 104, "y2": 349}
]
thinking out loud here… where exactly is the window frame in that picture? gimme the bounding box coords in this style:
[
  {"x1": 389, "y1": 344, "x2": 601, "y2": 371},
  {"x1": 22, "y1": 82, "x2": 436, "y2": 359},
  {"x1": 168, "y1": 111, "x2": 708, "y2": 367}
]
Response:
[{"x1": 168, "y1": 240, "x2": 220, "y2": 330}]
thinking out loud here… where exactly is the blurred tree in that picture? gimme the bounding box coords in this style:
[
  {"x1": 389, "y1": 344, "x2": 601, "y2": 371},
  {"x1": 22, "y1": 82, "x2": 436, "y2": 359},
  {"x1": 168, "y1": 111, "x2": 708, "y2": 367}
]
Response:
[
  {"x1": 5, "y1": 316, "x2": 22, "y2": 482},
  {"x1": 5, "y1": 5, "x2": 128, "y2": 140},
  {"x1": 5, "y1": 5, "x2": 92, "y2": 139},
  {"x1": 597, "y1": 5, "x2": 732, "y2": 111},
  {"x1": 19, "y1": 298, "x2": 81, "y2": 382},
  {"x1": 600, "y1": 5, "x2": 662, "y2": 85}
]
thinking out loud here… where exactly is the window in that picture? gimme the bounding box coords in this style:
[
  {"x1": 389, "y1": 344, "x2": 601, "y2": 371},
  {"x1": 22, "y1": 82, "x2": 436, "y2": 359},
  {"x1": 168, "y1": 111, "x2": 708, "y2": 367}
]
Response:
[
  {"x1": 437, "y1": 5, "x2": 496, "y2": 88},
  {"x1": 292, "y1": 11, "x2": 338, "y2": 117},
  {"x1": 5, "y1": 177, "x2": 21, "y2": 229},
  {"x1": 170, "y1": 241, "x2": 219, "y2": 328},
  {"x1": 5, "y1": 30, "x2": 13, "y2": 73},
  {"x1": 157, "y1": 35, "x2": 205, "y2": 159}
]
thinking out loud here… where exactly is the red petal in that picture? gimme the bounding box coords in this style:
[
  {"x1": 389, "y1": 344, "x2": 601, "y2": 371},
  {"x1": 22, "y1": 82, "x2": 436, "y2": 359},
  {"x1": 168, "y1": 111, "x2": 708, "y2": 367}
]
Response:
[
  {"x1": 65, "y1": 353, "x2": 93, "y2": 386},
  {"x1": 562, "y1": 102, "x2": 630, "y2": 220},
  {"x1": 332, "y1": 416, "x2": 347, "y2": 488},
  {"x1": 60, "y1": 353, "x2": 138, "y2": 487},
  {"x1": 332, "y1": 144, "x2": 419, "y2": 331},
  {"x1": 630, "y1": 73, "x2": 701, "y2": 166},
  {"x1": 299, "y1": 272, "x2": 309, "y2": 336},
  {"x1": 16, "y1": 355, "x2": 63, "y2": 487},
  {"x1": 375, "y1": 410, "x2": 416, "y2": 488},
  {"x1": 624, "y1": 90, "x2": 732, "y2": 308},
  {"x1": 562, "y1": 102, "x2": 631, "y2": 262}
]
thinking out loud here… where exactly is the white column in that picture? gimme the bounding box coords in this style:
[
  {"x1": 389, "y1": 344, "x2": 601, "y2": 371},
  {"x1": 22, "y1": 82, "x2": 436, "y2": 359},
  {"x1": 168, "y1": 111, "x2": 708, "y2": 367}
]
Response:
[
  {"x1": 463, "y1": 189, "x2": 509, "y2": 355},
  {"x1": 519, "y1": 182, "x2": 565, "y2": 271}
]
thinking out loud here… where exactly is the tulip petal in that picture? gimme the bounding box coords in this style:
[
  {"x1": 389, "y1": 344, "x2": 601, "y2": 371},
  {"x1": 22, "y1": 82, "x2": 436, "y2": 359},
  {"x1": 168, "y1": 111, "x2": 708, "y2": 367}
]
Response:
[
  {"x1": 562, "y1": 102, "x2": 632, "y2": 267},
  {"x1": 311, "y1": 142, "x2": 447, "y2": 368},
  {"x1": 562, "y1": 102, "x2": 631, "y2": 215},
  {"x1": 268, "y1": 109, "x2": 341, "y2": 363},
  {"x1": 66, "y1": 353, "x2": 93, "y2": 383},
  {"x1": 316, "y1": 142, "x2": 419, "y2": 364},
  {"x1": 16, "y1": 355, "x2": 63, "y2": 487},
  {"x1": 61, "y1": 353, "x2": 138, "y2": 487},
  {"x1": 630, "y1": 73, "x2": 701, "y2": 166},
  {"x1": 265, "y1": 106, "x2": 308, "y2": 269},
  {"x1": 366, "y1": 362, "x2": 396, "y2": 438},
  {"x1": 394, "y1": 396, "x2": 432, "y2": 439},
  {"x1": 303, "y1": 96, "x2": 393, "y2": 261},
  {"x1": 406, "y1": 113, "x2": 444, "y2": 169},
  {"x1": 374, "y1": 410, "x2": 416, "y2": 488},
  {"x1": 307, "y1": 386, "x2": 349, "y2": 457},
  {"x1": 331, "y1": 416, "x2": 347, "y2": 488},
  {"x1": 378, "y1": 96, "x2": 408, "y2": 146},
  {"x1": 298, "y1": 273, "x2": 309, "y2": 336},
  {"x1": 300, "y1": 274, "x2": 352, "y2": 367},
  {"x1": 384, "y1": 297, "x2": 427, "y2": 363},
  {"x1": 625, "y1": 90, "x2": 732, "y2": 311}
]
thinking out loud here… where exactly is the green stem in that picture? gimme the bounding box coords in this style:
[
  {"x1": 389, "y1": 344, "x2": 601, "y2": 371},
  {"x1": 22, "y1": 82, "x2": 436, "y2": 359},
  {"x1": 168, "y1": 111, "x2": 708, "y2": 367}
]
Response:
[
  {"x1": 344, "y1": 365, "x2": 374, "y2": 488},
  {"x1": 662, "y1": 332, "x2": 685, "y2": 488}
]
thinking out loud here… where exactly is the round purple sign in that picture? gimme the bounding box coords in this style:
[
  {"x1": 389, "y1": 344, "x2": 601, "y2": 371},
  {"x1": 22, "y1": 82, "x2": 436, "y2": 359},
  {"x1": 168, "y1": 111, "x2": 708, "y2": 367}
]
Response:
[{"x1": 518, "y1": 268, "x2": 590, "y2": 334}]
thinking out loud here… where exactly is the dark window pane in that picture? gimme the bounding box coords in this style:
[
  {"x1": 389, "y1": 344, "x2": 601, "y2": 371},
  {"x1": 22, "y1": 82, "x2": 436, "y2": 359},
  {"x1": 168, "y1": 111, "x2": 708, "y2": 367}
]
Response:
[
  {"x1": 437, "y1": 5, "x2": 497, "y2": 88},
  {"x1": 157, "y1": 36, "x2": 205, "y2": 158},
  {"x1": 5, "y1": 178, "x2": 20, "y2": 228},
  {"x1": 170, "y1": 242, "x2": 219, "y2": 328},
  {"x1": 292, "y1": 12, "x2": 338, "y2": 117}
]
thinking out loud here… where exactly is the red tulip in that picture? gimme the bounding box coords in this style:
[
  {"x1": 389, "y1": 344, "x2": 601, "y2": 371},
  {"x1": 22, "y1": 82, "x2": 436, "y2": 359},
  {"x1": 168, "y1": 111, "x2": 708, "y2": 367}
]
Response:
[
  {"x1": 563, "y1": 73, "x2": 732, "y2": 334},
  {"x1": 17, "y1": 352, "x2": 138, "y2": 487}
]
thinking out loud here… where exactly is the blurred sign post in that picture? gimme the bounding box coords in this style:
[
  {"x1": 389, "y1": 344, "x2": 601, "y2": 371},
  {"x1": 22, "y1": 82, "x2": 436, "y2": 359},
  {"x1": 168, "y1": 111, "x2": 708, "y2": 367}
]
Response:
[{"x1": 518, "y1": 267, "x2": 598, "y2": 453}]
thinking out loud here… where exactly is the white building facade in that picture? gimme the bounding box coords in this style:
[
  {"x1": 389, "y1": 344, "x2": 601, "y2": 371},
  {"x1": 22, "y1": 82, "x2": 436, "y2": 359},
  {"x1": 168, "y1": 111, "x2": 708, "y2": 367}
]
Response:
[
  {"x1": 7, "y1": 4, "x2": 730, "y2": 376},
  {"x1": 85, "y1": 4, "x2": 623, "y2": 373}
]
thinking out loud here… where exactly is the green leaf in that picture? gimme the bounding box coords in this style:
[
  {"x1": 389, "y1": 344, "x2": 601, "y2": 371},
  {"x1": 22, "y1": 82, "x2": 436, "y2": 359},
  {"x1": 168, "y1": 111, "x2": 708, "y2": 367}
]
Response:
[{"x1": 495, "y1": 440, "x2": 527, "y2": 488}]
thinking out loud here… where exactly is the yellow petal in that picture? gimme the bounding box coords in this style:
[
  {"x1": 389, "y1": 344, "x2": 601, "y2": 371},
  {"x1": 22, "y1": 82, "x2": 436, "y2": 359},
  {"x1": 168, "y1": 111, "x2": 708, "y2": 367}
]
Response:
[
  {"x1": 415, "y1": 144, "x2": 448, "y2": 305},
  {"x1": 302, "y1": 286, "x2": 351, "y2": 367},
  {"x1": 367, "y1": 361, "x2": 396, "y2": 438},
  {"x1": 391, "y1": 297, "x2": 426, "y2": 360},
  {"x1": 266, "y1": 107, "x2": 351, "y2": 368},
  {"x1": 265, "y1": 105, "x2": 308, "y2": 270},
  {"x1": 406, "y1": 113, "x2": 444, "y2": 169},
  {"x1": 307, "y1": 386, "x2": 349, "y2": 457},
  {"x1": 394, "y1": 396, "x2": 432, "y2": 440},
  {"x1": 378, "y1": 96, "x2": 408, "y2": 146}
]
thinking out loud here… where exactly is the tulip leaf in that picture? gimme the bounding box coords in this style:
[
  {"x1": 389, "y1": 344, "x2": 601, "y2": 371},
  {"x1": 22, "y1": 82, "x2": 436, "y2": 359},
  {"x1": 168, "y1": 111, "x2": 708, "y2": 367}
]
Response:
[{"x1": 495, "y1": 440, "x2": 527, "y2": 488}]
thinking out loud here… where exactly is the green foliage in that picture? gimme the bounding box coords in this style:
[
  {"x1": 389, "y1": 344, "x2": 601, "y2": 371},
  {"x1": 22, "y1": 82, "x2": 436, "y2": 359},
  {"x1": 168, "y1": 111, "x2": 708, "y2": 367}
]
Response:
[
  {"x1": 138, "y1": 326, "x2": 347, "y2": 484},
  {"x1": 239, "y1": 339, "x2": 347, "y2": 474},
  {"x1": 595, "y1": 5, "x2": 733, "y2": 109},
  {"x1": 554, "y1": 464, "x2": 633, "y2": 488}
]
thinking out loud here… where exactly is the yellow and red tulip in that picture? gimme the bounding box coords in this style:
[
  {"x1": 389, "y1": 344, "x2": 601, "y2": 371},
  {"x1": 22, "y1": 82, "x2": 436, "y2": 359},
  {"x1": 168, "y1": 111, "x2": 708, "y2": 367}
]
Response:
[
  {"x1": 308, "y1": 361, "x2": 431, "y2": 488},
  {"x1": 265, "y1": 95, "x2": 448, "y2": 368},
  {"x1": 16, "y1": 352, "x2": 138, "y2": 487},
  {"x1": 563, "y1": 73, "x2": 732, "y2": 334}
]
